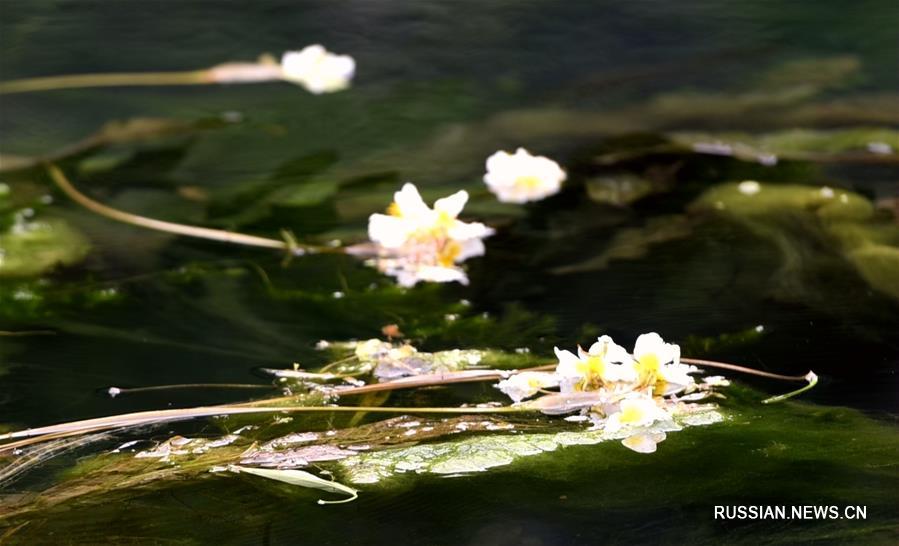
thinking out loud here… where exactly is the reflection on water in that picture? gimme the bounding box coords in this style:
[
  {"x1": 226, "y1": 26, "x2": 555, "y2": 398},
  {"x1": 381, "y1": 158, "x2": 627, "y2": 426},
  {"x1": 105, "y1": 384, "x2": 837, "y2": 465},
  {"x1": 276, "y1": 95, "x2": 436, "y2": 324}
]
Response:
[{"x1": 1, "y1": 1, "x2": 898, "y2": 544}]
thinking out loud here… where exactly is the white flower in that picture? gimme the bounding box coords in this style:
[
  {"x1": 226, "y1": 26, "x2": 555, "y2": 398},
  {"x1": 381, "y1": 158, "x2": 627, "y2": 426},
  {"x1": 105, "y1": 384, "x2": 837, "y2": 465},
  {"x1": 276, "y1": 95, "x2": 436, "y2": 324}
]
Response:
[
  {"x1": 632, "y1": 332, "x2": 696, "y2": 395},
  {"x1": 496, "y1": 371, "x2": 560, "y2": 402},
  {"x1": 367, "y1": 183, "x2": 494, "y2": 287},
  {"x1": 484, "y1": 148, "x2": 566, "y2": 204},
  {"x1": 604, "y1": 395, "x2": 670, "y2": 433},
  {"x1": 554, "y1": 335, "x2": 636, "y2": 392},
  {"x1": 280, "y1": 45, "x2": 355, "y2": 94}
]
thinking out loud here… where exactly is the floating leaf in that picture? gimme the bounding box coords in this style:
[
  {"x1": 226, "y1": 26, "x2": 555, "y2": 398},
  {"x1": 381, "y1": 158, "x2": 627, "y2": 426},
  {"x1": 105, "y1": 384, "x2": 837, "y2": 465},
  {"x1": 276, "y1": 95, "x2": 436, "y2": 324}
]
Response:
[
  {"x1": 672, "y1": 127, "x2": 899, "y2": 164},
  {"x1": 339, "y1": 405, "x2": 724, "y2": 484},
  {"x1": 584, "y1": 173, "x2": 656, "y2": 206},
  {"x1": 228, "y1": 465, "x2": 358, "y2": 505},
  {"x1": 0, "y1": 217, "x2": 90, "y2": 277}
]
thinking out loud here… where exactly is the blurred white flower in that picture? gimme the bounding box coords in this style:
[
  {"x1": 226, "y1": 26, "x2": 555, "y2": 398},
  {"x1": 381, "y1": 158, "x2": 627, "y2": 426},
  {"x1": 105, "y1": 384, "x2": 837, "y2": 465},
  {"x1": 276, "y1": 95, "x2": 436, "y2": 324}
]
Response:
[
  {"x1": 484, "y1": 148, "x2": 566, "y2": 203},
  {"x1": 632, "y1": 332, "x2": 696, "y2": 395},
  {"x1": 280, "y1": 45, "x2": 355, "y2": 94},
  {"x1": 367, "y1": 183, "x2": 494, "y2": 286},
  {"x1": 496, "y1": 371, "x2": 560, "y2": 403},
  {"x1": 737, "y1": 180, "x2": 761, "y2": 195},
  {"x1": 554, "y1": 335, "x2": 636, "y2": 392}
]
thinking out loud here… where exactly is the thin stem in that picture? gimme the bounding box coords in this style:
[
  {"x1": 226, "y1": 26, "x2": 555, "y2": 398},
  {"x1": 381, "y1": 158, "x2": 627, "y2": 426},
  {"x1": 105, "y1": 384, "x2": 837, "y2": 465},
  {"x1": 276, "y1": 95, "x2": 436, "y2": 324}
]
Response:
[
  {"x1": 0, "y1": 330, "x2": 56, "y2": 337},
  {"x1": 0, "y1": 404, "x2": 529, "y2": 449},
  {"x1": 106, "y1": 383, "x2": 275, "y2": 396},
  {"x1": 254, "y1": 356, "x2": 814, "y2": 407},
  {"x1": 762, "y1": 372, "x2": 819, "y2": 404},
  {"x1": 46, "y1": 164, "x2": 335, "y2": 255},
  {"x1": 0, "y1": 70, "x2": 212, "y2": 95},
  {"x1": 680, "y1": 357, "x2": 811, "y2": 382}
]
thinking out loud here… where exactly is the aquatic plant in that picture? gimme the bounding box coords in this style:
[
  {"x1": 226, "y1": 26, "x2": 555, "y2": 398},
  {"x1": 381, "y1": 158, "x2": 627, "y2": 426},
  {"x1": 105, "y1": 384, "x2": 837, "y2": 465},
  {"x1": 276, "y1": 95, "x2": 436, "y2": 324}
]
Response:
[
  {"x1": 0, "y1": 45, "x2": 355, "y2": 94},
  {"x1": 0, "y1": 331, "x2": 817, "y2": 509}
]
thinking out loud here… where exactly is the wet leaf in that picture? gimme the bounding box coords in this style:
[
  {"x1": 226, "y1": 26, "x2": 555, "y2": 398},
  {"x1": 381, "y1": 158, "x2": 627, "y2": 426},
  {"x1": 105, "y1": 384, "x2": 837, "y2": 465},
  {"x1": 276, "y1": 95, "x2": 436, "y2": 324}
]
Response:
[
  {"x1": 0, "y1": 217, "x2": 90, "y2": 277},
  {"x1": 672, "y1": 127, "x2": 899, "y2": 164},
  {"x1": 228, "y1": 465, "x2": 358, "y2": 505},
  {"x1": 338, "y1": 406, "x2": 724, "y2": 484},
  {"x1": 584, "y1": 173, "x2": 656, "y2": 206}
]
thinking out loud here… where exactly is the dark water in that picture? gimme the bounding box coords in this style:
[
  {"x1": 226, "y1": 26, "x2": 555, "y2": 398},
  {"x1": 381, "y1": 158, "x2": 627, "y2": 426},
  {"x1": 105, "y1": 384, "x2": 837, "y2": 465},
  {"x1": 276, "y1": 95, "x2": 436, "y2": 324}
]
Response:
[{"x1": 1, "y1": 1, "x2": 898, "y2": 544}]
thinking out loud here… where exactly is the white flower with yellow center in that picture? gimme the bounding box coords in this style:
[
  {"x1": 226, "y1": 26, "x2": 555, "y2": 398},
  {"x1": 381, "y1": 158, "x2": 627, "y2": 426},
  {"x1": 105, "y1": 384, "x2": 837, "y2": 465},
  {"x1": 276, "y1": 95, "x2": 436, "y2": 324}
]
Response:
[
  {"x1": 484, "y1": 148, "x2": 566, "y2": 204},
  {"x1": 632, "y1": 332, "x2": 696, "y2": 395},
  {"x1": 603, "y1": 395, "x2": 670, "y2": 434},
  {"x1": 367, "y1": 183, "x2": 494, "y2": 287},
  {"x1": 554, "y1": 335, "x2": 636, "y2": 392},
  {"x1": 280, "y1": 45, "x2": 355, "y2": 94},
  {"x1": 496, "y1": 371, "x2": 560, "y2": 403}
]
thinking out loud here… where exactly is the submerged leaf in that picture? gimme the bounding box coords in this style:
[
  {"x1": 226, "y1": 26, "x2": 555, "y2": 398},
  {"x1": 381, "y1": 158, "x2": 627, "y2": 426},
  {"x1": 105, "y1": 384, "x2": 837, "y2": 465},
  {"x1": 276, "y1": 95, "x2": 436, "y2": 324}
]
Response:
[
  {"x1": 691, "y1": 182, "x2": 899, "y2": 301},
  {"x1": 227, "y1": 465, "x2": 358, "y2": 504}
]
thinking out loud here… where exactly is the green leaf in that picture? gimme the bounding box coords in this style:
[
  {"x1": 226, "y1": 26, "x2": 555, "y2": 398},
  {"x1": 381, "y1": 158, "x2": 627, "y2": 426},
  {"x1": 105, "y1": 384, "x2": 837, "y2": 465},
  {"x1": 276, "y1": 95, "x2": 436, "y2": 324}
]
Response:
[
  {"x1": 0, "y1": 217, "x2": 90, "y2": 278},
  {"x1": 338, "y1": 406, "x2": 724, "y2": 484},
  {"x1": 671, "y1": 128, "x2": 899, "y2": 164}
]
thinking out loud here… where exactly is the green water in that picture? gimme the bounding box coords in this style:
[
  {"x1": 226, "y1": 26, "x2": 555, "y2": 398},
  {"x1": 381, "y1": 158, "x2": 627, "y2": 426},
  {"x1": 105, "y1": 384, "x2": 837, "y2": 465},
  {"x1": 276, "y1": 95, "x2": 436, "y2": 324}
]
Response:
[{"x1": 1, "y1": 1, "x2": 898, "y2": 544}]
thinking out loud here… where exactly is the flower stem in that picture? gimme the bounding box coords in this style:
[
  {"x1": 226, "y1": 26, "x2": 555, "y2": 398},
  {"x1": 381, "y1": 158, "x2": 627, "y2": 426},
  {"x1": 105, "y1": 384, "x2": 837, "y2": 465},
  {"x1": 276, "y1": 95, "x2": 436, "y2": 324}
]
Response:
[
  {"x1": 680, "y1": 357, "x2": 811, "y2": 382},
  {"x1": 106, "y1": 383, "x2": 275, "y2": 397},
  {"x1": 0, "y1": 70, "x2": 213, "y2": 95},
  {"x1": 761, "y1": 372, "x2": 819, "y2": 404},
  {"x1": 0, "y1": 404, "x2": 530, "y2": 452},
  {"x1": 46, "y1": 163, "x2": 336, "y2": 256}
]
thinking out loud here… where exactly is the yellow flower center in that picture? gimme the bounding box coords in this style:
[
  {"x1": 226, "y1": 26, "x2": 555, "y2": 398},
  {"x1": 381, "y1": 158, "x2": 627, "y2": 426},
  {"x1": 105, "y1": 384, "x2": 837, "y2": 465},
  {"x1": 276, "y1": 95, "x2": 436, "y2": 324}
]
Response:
[
  {"x1": 437, "y1": 240, "x2": 461, "y2": 267},
  {"x1": 515, "y1": 175, "x2": 543, "y2": 189},
  {"x1": 618, "y1": 403, "x2": 646, "y2": 424},
  {"x1": 636, "y1": 353, "x2": 668, "y2": 395},
  {"x1": 387, "y1": 201, "x2": 403, "y2": 217},
  {"x1": 575, "y1": 355, "x2": 606, "y2": 390}
]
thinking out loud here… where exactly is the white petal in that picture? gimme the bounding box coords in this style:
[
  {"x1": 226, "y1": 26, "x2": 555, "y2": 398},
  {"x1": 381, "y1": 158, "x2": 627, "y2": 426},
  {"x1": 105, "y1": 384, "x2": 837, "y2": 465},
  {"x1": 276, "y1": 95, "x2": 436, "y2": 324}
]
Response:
[
  {"x1": 456, "y1": 238, "x2": 486, "y2": 261},
  {"x1": 633, "y1": 332, "x2": 664, "y2": 358},
  {"x1": 485, "y1": 150, "x2": 514, "y2": 176},
  {"x1": 415, "y1": 265, "x2": 469, "y2": 285},
  {"x1": 368, "y1": 214, "x2": 411, "y2": 248},
  {"x1": 281, "y1": 46, "x2": 324, "y2": 77},
  {"x1": 621, "y1": 432, "x2": 666, "y2": 454},
  {"x1": 393, "y1": 183, "x2": 432, "y2": 219},
  {"x1": 448, "y1": 220, "x2": 494, "y2": 242},
  {"x1": 554, "y1": 347, "x2": 583, "y2": 380},
  {"x1": 633, "y1": 332, "x2": 680, "y2": 365},
  {"x1": 434, "y1": 190, "x2": 469, "y2": 218}
]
